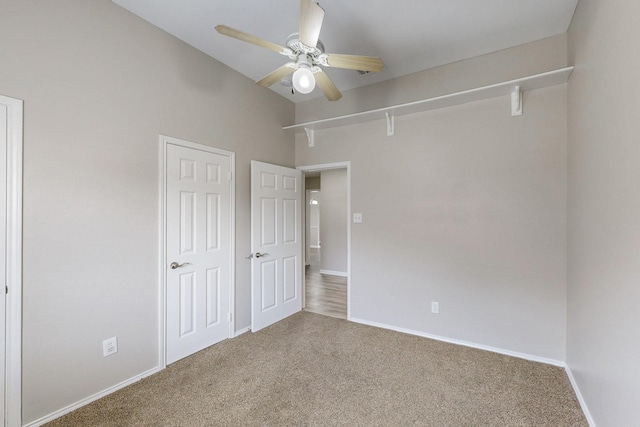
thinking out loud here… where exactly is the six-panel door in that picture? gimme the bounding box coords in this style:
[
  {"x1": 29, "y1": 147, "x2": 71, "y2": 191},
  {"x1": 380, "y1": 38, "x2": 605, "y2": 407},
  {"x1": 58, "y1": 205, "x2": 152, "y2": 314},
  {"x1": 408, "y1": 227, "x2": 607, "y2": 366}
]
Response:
[
  {"x1": 166, "y1": 144, "x2": 231, "y2": 364},
  {"x1": 251, "y1": 161, "x2": 302, "y2": 332}
]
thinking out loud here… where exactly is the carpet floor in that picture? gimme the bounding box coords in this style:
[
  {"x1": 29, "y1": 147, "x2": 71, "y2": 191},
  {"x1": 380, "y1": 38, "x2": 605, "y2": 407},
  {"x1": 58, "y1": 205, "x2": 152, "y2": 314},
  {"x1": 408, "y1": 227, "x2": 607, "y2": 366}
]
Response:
[{"x1": 46, "y1": 312, "x2": 587, "y2": 426}]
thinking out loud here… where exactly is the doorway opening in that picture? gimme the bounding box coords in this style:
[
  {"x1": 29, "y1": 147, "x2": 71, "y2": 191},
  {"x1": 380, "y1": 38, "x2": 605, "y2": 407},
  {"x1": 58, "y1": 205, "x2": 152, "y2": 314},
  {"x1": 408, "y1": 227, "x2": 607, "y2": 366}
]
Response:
[{"x1": 298, "y1": 163, "x2": 350, "y2": 320}]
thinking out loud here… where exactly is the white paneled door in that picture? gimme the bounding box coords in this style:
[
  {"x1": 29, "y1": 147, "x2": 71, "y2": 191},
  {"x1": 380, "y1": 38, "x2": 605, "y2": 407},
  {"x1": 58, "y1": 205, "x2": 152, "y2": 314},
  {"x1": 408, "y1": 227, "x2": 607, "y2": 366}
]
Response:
[
  {"x1": 165, "y1": 141, "x2": 233, "y2": 364},
  {"x1": 251, "y1": 161, "x2": 302, "y2": 332}
]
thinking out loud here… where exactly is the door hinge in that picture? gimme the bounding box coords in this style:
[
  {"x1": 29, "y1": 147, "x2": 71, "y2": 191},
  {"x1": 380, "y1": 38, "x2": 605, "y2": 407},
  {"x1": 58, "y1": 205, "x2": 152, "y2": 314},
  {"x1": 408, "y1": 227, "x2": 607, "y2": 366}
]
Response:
[
  {"x1": 5, "y1": 286, "x2": 7, "y2": 294},
  {"x1": 228, "y1": 172, "x2": 232, "y2": 181},
  {"x1": 229, "y1": 312, "x2": 233, "y2": 321}
]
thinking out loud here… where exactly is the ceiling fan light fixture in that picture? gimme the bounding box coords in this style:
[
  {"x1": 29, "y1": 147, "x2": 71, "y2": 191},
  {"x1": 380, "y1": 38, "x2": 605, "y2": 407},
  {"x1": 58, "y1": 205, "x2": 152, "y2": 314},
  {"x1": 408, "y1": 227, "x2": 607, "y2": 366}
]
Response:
[
  {"x1": 292, "y1": 66, "x2": 315, "y2": 94},
  {"x1": 215, "y1": 0, "x2": 383, "y2": 101}
]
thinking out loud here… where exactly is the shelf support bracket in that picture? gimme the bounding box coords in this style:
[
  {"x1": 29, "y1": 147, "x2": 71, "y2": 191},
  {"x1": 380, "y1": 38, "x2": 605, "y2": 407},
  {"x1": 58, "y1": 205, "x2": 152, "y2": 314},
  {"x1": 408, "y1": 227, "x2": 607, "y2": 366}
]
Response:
[
  {"x1": 385, "y1": 112, "x2": 395, "y2": 137},
  {"x1": 511, "y1": 85, "x2": 523, "y2": 117},
  {"x1": 304, "y1": 127, "x2": 315, "y2": 148}
]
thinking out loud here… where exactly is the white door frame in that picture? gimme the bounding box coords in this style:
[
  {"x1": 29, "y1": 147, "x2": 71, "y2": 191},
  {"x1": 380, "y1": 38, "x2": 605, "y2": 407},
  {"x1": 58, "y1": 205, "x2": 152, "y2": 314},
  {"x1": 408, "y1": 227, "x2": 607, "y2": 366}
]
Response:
[
  {"x1": 1, "y1": 94, "x2": 23, "y2": 427},
  {"x1": 158, "y1": 135, "x2": 235, "y2": 368},
  {"x1": 297, "y1": 162, "x2": 351, "y2": 319}
]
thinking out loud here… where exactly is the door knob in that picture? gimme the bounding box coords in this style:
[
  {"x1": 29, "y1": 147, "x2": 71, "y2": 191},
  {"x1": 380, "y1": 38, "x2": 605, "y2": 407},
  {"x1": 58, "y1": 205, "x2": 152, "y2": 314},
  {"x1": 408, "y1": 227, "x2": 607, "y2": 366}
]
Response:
[
  {"x1": 170, "y1": 262, "x2": 191, "y2": 269},
  {"x1": 255, "y1": 252, "x2": 269, "y2": 258}
]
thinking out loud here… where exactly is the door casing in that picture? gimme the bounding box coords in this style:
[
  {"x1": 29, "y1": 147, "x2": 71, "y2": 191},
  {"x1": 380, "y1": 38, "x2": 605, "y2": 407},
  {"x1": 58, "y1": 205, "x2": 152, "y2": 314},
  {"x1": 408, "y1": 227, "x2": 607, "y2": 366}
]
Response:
[
  {"x1": 159, "y1": 135, "x2": 235, "y2": 368},
  {"x1": 0, "y1": 94, "x2": 23, "y2": 427}
]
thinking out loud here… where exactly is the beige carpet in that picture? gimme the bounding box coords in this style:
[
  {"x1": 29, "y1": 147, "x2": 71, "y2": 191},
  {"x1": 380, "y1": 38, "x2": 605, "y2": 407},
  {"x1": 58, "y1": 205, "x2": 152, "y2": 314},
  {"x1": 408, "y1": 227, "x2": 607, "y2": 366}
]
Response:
[{"x1": 47, "y1": 312, "x2": 587, "y2": 426}]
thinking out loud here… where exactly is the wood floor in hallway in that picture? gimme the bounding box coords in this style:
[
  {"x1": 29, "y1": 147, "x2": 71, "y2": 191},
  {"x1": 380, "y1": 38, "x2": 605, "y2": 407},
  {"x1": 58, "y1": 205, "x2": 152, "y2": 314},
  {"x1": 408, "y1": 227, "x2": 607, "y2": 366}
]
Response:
[{"x1": 304, "y1": 248, "x2": 347, "y2": 319}]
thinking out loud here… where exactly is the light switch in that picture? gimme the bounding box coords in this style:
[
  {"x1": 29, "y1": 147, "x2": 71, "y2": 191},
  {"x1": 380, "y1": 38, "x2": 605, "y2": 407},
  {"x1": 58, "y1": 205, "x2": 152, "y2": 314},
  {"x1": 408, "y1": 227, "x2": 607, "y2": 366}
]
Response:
[{"x1": 353, "y1": 213, "x2": 363, "y2": 223}]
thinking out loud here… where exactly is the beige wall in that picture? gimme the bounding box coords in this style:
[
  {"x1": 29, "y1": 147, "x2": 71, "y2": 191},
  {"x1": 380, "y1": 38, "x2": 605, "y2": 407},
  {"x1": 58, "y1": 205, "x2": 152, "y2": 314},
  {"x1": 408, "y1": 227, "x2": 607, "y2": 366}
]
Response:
[
  {"x1": 296, "y1": 83, "x2": 568, "y2": 361},
  {"x1": 319, "y1": 169, "x2": 348, "y2": 274},
  {"x1": 305, "y1": 175, "x2": 321, "y2": 190},
  {"x1": 0, "y1": 0, "x2": 293, "y2": 423},
  {"x1": 567, "y1": 0, "x2": 640, "y2": 425},
  {"x1": 296, "y1": 34, "x2": 568, "y2": 123}
]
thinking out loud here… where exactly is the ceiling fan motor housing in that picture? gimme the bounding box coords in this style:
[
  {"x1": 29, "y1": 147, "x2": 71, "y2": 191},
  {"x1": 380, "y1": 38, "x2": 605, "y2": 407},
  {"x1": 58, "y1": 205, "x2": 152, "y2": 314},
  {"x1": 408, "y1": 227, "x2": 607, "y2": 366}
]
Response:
[{"x1": 286, "y1": 33, "x2": 324, "y2": 59}]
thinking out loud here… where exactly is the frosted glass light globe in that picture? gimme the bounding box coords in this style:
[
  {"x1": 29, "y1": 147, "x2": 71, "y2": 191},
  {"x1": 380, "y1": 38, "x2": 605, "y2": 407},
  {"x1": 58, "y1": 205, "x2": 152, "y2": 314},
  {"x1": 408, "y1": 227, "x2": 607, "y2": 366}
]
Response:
[{"x1": 292, "y1": 67, "x2": 315, "y2": 94}]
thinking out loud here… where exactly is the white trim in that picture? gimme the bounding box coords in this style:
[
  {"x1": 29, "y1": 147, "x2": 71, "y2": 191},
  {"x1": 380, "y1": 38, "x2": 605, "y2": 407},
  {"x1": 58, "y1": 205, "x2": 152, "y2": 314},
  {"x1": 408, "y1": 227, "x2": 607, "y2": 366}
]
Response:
[
  {"x1": 310, "y1": 245, "x2": 321, "y2": 249},
  {"x1": 349, "y1": 317, "x2": 565, "y2": 367},
  {"x1": 301, "y1": 185, "x2": 307, "y2": 308},
  {"x1": 297, "y1": 162, "x2": 351, "y2": 318},
  {"x1": 319, "y1": 269, "x2": 348, "y2": 277},
  {"x1": 565, "y1": 365, "x2": 596, "y2": 427},
  {"x1": 298, "y1": 162, "x2": 351, "y2": 171},
  {"x1": 158, "y1": 139, "x2": 167, "y2": 369},
  {"x1": 23, "y1": 366, "x2": 162, "y2": 427},
  {"x1": 159, "y1": 135, "x2": 236, "y2": 367},
  {"x1": 1, "y1": 94, "x2": 23, "y2": 427},
  {"x1": 233, "y1": 327, "x2": 251, "y2": 338},
  {"x1": 302, "y1": 182, "x2": 308, "y2": 310},
  {"x1": 346, "y1": 166, "x2": 351, "y2": 319}
]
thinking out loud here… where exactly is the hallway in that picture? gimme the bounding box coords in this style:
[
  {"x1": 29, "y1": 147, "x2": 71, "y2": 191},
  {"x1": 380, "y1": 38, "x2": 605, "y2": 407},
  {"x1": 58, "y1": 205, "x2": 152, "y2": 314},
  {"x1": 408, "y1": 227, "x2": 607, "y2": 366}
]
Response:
[{"x1": 304, "y1": 248, "x2": 347, "y2": 319}]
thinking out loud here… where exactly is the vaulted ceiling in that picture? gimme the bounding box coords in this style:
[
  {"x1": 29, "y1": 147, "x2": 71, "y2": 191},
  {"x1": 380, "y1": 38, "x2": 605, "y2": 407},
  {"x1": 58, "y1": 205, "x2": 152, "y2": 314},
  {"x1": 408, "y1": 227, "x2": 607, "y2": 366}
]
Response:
[{"x1": 113, "y1": 0, "x2": 578, "y2": 103}]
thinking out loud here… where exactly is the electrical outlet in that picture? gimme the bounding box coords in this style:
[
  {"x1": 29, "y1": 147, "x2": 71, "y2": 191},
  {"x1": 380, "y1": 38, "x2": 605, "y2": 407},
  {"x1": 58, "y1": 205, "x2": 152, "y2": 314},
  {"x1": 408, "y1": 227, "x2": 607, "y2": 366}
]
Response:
[
  {"x1": 103, "y1": 337, "x2": 118, "y2": 357},
  {"x1": 431, "y1": 302, "x2": 439, "y2": 314}
]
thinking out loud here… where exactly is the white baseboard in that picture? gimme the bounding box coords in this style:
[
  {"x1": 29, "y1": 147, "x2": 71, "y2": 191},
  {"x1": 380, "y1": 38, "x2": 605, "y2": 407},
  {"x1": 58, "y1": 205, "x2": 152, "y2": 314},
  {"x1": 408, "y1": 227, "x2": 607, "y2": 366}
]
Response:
[
  {"x1": 348, "y1": 317, "x2": 565, "y2": 367},
  {"x1": 565, "y1": 365, "x2": 596, "y2": 426},
  {"x1": 310, "y1": 245, "x2": 321, "y2": 249},
  {"x1": 319, "y1": 269, "x2": 348, "y2": 277},
  {"x1": 233, "y1": 326, "x2": 250, "y2": 337},
  {"x1": 24, "y1": 366, "x2": 162, "y2": 427}
]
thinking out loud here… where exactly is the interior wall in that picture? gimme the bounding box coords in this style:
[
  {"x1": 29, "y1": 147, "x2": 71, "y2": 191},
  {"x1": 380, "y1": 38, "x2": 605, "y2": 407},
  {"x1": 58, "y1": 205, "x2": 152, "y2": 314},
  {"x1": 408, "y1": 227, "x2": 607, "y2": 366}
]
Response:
[
  {"x1": 0, "y1": 0, "x2": 294, "y2": 423},
  {"x1": 305, "y1": 176, "x2": 321, "y2": 190},
  {"x1": 319, "y1": 169, "x2": 348, "y2": 274},
  {"x1": 567, "y1": 0, "x2": 640, "y2": 425},
  {"x1": 296, "y1": 84, "x2": 567, "y2": 361}
]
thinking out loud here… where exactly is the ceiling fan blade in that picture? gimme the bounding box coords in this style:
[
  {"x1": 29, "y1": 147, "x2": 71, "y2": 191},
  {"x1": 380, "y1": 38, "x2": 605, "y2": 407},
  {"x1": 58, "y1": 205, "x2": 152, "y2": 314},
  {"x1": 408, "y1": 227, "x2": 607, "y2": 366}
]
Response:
[
  {"x1": 215, "y1": 25, "x2": 290, "y2": 55},
  {"x1": 299, "y1": 0, "x2": 325, "y2": 48},
  {"x1": 314, "y1": 71, "x2": 343, "y2": 101},
  {"x1": 324, "y1": 53, "x2": 385, "y2": 72},
  {"x1": 256, "y1": 64, "x2": 295, "y2": 87}
]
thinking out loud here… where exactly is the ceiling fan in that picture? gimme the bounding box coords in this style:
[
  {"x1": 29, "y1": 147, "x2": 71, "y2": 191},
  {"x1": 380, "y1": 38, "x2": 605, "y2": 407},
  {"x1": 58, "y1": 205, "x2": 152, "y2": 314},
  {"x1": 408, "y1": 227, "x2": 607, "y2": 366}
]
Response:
[{"x1": 215, "y1": 0, "x2": 384, "y2": 101}]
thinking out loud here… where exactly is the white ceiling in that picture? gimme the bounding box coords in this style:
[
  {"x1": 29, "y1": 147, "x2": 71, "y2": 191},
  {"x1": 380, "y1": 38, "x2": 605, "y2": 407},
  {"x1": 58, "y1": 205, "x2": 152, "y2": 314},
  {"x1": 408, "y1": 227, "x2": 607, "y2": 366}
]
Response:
[{"x1": 112, "y1": 0, "x2": 578, "y2": 103}]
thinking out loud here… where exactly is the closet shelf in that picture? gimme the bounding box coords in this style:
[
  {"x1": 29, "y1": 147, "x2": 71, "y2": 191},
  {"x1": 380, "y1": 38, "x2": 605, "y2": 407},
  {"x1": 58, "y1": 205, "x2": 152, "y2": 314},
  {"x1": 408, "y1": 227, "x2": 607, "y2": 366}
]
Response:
[{"x1": 283, "y1": 67, "x2": 573, "y2": 134}]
